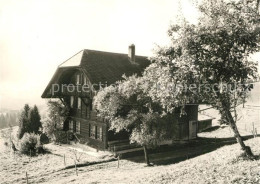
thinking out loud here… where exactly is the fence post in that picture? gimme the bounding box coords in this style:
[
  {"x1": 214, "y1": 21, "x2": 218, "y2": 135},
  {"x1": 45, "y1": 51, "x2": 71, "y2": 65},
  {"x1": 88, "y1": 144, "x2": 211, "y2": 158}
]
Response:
[
  {"x1": 26, "y1": 172, "x2": 29, "y2": 184},
  {"x1": 74, "y1": 160, "x2": 78, "y2": 176},
  {"x1": 64, "y1": 154, "x2": 66, "y2": 166},
  {"x1": 252, "y1": 122, "x2": 256, "y2": 138},
  {"x1": 117, "y1": 154, "x2": 120, "y2": 168}
]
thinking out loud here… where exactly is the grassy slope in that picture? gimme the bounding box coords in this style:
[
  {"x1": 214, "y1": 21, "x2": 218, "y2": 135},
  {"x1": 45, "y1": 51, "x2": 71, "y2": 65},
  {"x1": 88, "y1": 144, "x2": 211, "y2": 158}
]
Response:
[
  {"x1": 29, "y1": 138, "x2": 260, "y2": 184},
  {"x1": 1, "y1": 115, "x2": 260, "y2": 183},
  {"x1": 0, "y1": 142, "x2": 115, "y2": 184},
  {"x1": 0, "y1": 83, "x2": 259, "y2": 184},
  {"x1": 0, "y1": 127, "x2": 114, "y2": 184}
]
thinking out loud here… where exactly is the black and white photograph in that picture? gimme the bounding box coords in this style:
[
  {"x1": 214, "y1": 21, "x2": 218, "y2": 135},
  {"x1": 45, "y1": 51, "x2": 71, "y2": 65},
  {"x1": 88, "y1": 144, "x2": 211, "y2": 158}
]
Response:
[{"x1": 0, "y1": 0, "x2": 260, "y2": 183}]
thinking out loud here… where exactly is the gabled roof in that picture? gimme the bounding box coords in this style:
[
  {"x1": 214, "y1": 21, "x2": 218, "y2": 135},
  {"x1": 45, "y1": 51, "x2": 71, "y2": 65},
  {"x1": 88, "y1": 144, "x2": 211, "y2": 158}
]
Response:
[
  {"x1": 41, "y1": 49, "x2": 150, "y2": 98},
  {"x1": 59, "y1": 50, "x2": 83, "y2": 67}
]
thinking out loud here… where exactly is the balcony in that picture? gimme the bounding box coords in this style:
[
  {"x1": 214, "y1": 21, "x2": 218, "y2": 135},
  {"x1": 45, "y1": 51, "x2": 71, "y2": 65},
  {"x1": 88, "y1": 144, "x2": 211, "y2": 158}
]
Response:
[{"x1": 51, "y1": 84, "x2": 93, "y2": 98}]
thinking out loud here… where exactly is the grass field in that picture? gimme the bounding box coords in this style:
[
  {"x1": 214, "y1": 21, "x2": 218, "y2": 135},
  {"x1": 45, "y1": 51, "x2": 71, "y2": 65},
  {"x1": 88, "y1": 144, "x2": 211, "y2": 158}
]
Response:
[
  {"x1": 1, "y1": 137, "x2": 259, "y2": 183},
  {"x1": 0, "y1": 83, "x2": 259, "y2": 183},
  {"x1": 1, "y1": 105, "x2": 260, "y2": 184}
]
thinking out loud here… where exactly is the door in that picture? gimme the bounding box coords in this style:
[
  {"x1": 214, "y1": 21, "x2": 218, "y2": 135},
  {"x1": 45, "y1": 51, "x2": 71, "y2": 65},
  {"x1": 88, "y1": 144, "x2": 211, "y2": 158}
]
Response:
[{"x1": 189, "y1": 121, "x2": 197, "y2": 139}]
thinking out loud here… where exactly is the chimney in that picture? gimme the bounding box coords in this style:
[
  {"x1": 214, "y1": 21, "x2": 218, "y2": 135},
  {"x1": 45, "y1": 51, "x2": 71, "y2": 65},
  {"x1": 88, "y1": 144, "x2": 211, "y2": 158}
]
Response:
[{"x1": 128, "y1": 44, "x2": 135, "y2": 63}]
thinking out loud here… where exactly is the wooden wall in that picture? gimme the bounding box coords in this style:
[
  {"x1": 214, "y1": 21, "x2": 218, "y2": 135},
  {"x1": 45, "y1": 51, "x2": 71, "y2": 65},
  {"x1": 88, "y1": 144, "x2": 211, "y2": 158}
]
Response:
[
  {"x1": 63, "y1": 70, "x2": 108, "y2": 150},
  {"x1": 62, "y1": 69, "x2": 200, "y2": 148},
  {"x1": 174, "y1": 105, "x2": 199, "y2": 140},
  {"x1": 198, "y1": 119, "x2": 212, "y2": 133}
]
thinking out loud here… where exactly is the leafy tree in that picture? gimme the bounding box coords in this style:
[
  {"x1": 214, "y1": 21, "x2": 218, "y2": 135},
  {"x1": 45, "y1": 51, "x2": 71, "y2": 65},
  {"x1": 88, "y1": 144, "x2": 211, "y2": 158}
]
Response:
[
  {"x1": 94, "y1": 75, "x2": 176, "y2": 165},
  {"x1": 17, "y1": 104, "x2": 30, "y2": 139},
  {"x1": 28, "y1": 105, "x2": 42, "y2": 133},
  {"x1": 42, "y1": 100, "x2": 69, "y2": 142},
  {"x1": 144, "y1": 0, "x2": 260, "y2": 159}
]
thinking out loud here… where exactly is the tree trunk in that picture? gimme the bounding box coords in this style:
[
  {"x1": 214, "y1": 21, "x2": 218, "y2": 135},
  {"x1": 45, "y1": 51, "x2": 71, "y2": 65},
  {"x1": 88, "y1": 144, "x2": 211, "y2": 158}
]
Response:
[
  {"x1": 143, "y1": 145, "x2": 150, "y2": 166},
  {"x1": 222, "y1": 104, "x2": 255, "y2": 159}
]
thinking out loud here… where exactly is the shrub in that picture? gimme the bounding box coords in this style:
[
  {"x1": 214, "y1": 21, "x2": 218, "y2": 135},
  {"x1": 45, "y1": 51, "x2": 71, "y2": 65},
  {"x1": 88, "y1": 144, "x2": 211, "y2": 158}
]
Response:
[
  {"x1": 40, "y1": 133, "x2": 49, "y2": 144},
  {"x1": 53, "y1": 130, "x2": 68, "y2": 144},
  {"x1": 19, "y1": 133, "x2": 42, "y2": 156},
  {"x1": 36, "y1": 144, "x2": 45, "y2": 154},
  {"x1": 42, "y1": 117, "x2": 55, "y2": 140},
  {"x1": 42, "y1": 116, "x2": 68, "y2": 144}
]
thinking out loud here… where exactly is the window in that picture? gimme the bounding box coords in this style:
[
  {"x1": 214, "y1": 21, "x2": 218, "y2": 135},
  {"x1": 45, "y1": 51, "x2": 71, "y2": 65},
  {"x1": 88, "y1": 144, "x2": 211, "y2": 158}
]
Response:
[
  {"x1": 90, "y1": 124, "x2": 96, "y2": 139},
  {"x1": 78, "y1": 98, "x2": 81, "y2": 109},
  {"x1": 76, "y1": 74, "x2": 80, "y2": 85},
  {"x1": 76, "y1": 121, "x2": 80, "y2": 134},
  {"x1": 86, "y1": 106, "x2": 91, "y2": 119},
  {"x1": 70, "y1": 96, "x2": 74, "y2": 108},
  {"x1": 83, "y1": 76, "x2": 91, "y2": 93},
  {"x1": 84, "y1": 76, "x2": 87, "y2": 85},
  {"x1": 97, "y1": 126, "x2": 103, "y2": 141},
  {"x1": 90, "y1": 100, "x2": 93, "y2": 111},
  {"x1": 69, "y1": 121, "x2": 74, "y2": 132},
  {"x1": 86, "y1": 107, "x2": 88, "y2": 119}
]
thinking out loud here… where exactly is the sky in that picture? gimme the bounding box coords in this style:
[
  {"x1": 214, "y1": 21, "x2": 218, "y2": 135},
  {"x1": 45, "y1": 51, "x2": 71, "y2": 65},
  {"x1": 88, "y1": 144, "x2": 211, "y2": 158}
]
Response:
[
  {"x1": 0, "y1": 0, "x2": 258, "y2": 110},
  {"x1": 0, "y1": 0, "x2": 200, "y2": 110}
]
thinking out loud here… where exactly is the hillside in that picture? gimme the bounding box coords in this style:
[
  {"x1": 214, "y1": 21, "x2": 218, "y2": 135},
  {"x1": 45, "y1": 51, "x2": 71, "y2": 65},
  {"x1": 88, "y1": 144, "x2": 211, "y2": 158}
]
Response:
[
  {"x1": 0, "y1": 109, "x2": 20, "y2": 129},
  {"x1": 1, "y1": 106, "x2": 260, "y2": 184},
  {"x1": 247, "y1": 81, "x2": 260, "y2": 107},
  {"x1": 1, "y1": 134, "x2": 259, "y2": 184},
  {"x1": 40, "y1": 138, "x2": 260, "y2": 184},
  {"x1": 0, "y1": 84, "x2": 259, "y2": 183}
]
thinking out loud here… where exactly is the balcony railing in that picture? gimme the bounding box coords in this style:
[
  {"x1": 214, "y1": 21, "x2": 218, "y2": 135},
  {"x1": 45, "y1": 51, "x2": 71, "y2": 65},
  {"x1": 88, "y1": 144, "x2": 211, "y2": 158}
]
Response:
[{"x1": 51, "y1": 84, "x2": 93, "y2": 97}]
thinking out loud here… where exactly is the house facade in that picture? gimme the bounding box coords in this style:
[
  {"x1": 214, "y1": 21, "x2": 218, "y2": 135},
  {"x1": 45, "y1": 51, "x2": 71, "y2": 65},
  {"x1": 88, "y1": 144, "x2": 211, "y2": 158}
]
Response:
[{"x1": 42, "y1": 45, "x2": 201, "y2": 150}]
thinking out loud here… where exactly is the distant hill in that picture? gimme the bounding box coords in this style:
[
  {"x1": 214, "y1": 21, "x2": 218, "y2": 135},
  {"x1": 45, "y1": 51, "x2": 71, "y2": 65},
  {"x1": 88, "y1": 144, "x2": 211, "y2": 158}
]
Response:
[
  {"x1": 246, "y1": 81, "x2": 260, "y2": 106},
  {"x1": 0, "y1": 103, "x2": 48, "y2": 130},
  {"x1": 0, "y1": 108, "x2": 20, "y2": 114},
  {"x1": 0, "y1": 109, "x2": 20, "y2": 129}
]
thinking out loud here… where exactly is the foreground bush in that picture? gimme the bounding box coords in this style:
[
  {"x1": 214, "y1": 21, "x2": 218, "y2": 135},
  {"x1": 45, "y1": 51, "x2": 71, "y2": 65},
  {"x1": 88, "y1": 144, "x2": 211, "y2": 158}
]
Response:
[
  {"x1": 53, "y1": 130, "x2": 68, "y2": 144},
  {"x1": 20, "y1": 133, "x2": 44, "y2": 156},
  {"x1": 40, "y1": 133, "x2": 49, "y2": 144}
]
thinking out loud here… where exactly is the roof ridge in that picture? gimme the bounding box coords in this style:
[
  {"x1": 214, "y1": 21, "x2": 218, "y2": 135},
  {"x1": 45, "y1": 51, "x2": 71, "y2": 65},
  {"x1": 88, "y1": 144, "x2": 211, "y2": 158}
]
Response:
[
  {"x1": 83, "y1": 49, "x2": 148, "y2": 58},
  {"x1": 59, "y1": 50, "x2": 84, "y2": 67}
]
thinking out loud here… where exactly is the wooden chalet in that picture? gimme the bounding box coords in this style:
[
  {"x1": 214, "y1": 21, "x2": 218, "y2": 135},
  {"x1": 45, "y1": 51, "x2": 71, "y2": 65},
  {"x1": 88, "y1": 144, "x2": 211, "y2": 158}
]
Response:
[{"x1": 42, "y1": 45, "x2": 207, "y2": 151}]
